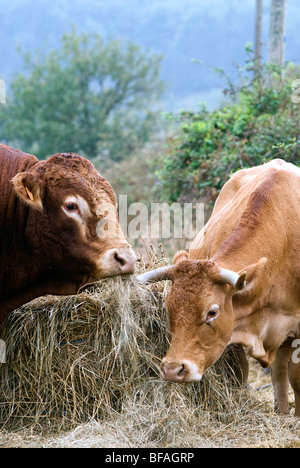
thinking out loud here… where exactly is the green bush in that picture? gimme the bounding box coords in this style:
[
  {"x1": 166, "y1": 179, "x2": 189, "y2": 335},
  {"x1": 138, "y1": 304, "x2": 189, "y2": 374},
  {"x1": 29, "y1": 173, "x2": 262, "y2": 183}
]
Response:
[{"x1": 157, "y1": 53, "x2": 300, "y2": 206}]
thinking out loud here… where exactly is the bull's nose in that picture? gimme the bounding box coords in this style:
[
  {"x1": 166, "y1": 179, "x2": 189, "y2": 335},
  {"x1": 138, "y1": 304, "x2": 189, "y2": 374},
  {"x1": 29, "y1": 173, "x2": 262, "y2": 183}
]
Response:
[
  {"x1": 161, "y1": 362, "x2": 187, "y2": 382},
  {"x1": 113, "y1": 247, "x2": 137, "y2": 274}
]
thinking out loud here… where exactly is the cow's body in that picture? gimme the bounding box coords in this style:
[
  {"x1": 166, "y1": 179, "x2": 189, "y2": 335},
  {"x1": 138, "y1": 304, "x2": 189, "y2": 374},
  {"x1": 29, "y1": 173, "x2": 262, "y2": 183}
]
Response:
[
  {"x1": 0, "y1": 144, "x2": 136, "y2": 327},
  {"x1": 139, "y1": 159, "x2": 300, "y2": 415},
  {"x1": 190, "y1": 159, "x2": 300, "y2": 367}
]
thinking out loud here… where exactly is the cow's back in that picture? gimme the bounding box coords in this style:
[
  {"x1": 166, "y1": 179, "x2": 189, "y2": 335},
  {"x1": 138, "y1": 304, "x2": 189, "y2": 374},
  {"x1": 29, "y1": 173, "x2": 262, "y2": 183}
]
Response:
[{"x1": 189, "y1": 159, "x2": 300, "y2": 266}]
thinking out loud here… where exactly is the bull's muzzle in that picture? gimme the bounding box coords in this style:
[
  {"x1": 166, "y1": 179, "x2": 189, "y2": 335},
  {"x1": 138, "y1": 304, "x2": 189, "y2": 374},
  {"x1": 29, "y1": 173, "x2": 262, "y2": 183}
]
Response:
[
  {"x1": 97, "y1": 246, "x2": 137, "y2": 278},
  {"x1": 112, "y1": 247, "x2": 137, "y2": 275}
]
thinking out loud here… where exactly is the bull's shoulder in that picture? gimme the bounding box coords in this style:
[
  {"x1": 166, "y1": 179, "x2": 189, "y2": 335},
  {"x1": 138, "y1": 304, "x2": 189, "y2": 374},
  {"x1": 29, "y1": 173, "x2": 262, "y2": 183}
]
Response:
[
  {"x1": 0, "y1": 144, "x2": 38, "y2": 178},
  {"x1": 0, "y1": 143, "x2": 34, "y2": 159}
]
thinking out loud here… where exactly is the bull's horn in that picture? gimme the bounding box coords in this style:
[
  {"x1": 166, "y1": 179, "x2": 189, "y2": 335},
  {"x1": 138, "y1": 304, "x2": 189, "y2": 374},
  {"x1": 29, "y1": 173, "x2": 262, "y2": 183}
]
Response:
[
  {"x1": 219, "y1": 268, "x2": 246, "y2": 291},
  {"x1": 136, "y1": 266, "x2": 174, "y2": 284}
]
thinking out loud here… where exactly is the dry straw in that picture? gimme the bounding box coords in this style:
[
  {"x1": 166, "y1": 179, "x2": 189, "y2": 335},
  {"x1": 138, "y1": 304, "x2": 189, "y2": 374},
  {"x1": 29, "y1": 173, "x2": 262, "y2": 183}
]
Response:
[
  {"x1": 0, "y1": 253, "x2": 243, "y2": 432},
  {"x1": 1, "y1": 252, "x2": 299, "y2": 447}
]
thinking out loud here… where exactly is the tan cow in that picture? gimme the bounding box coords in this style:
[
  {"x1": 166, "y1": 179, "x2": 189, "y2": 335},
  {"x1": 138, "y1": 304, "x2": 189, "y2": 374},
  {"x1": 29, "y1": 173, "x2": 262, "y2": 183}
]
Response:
[
  {"x1": 0, "y1": 144, "x2": 136, "y2": 328},
  {"x1": 138, "y1": 159, "x2": 300, "y2": 416}
]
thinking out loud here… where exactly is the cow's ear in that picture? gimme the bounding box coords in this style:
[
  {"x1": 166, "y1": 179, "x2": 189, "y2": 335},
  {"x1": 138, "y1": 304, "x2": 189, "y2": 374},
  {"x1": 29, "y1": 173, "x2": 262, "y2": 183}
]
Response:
[
  {"x1": 173, "y1": 250, "x2": 188, "y2": 265},
  {"x1": 237, "y1": 257, "x2": 268, "y2": 295},
  {"x1": 218, "y1": 267, "x2": 247, "y2": 290},
  {"x1": 12, "y1": 172, "x2": 44, "y2": 212}
]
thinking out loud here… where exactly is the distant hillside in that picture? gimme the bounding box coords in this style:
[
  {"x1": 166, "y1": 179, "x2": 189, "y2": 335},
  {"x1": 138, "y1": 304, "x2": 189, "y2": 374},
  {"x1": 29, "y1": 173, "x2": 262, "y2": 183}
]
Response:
[{"x1": 1, "y1": 0, "x2": 299, "y2": 111}]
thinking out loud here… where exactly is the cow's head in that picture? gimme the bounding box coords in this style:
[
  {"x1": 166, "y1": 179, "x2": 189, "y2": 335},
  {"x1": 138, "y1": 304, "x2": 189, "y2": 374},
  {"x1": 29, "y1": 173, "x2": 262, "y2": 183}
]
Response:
[
  {"x1": 12, "y1": 153, "x2": 136, "y2": 282},
  {"x1": 137, "y1": 252, "x2": 266, "y2": 383}
]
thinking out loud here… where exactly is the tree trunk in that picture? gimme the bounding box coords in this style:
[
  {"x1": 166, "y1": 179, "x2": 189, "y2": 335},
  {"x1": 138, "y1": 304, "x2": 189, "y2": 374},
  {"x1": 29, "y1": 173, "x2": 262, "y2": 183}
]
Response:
[
  {"x1": 255, "y1": 0, "x2": 263, "y2": 66},
  {"x1": 267, "y1": 0, "x2": 287, "y2": 66}
]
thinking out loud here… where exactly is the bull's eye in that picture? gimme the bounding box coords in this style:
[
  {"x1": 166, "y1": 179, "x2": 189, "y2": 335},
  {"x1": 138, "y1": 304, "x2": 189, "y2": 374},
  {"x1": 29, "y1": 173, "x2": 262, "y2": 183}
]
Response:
[
  {"x1": 205, "y1": 305, "x2": 220, "y2": 323},
  {"x1": 66, "y1": 203, "x2": 78, "y2": 212}
]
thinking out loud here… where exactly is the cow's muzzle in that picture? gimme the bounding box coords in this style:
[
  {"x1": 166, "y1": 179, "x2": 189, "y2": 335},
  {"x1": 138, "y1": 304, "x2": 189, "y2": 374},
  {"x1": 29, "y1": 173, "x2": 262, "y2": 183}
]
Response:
[{"x1": 161, "y1": 359, "x2": 203, "y2": 383}]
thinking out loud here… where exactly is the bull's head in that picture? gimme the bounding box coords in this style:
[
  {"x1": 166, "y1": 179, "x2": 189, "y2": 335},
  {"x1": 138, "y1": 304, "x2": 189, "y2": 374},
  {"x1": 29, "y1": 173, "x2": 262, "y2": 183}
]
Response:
[
  {"x1": 137, "y1": 253, "x2": 266, "y2": 383},
  {"x1": 12, "y1": 153, "x2": 136, "y2": 282}
]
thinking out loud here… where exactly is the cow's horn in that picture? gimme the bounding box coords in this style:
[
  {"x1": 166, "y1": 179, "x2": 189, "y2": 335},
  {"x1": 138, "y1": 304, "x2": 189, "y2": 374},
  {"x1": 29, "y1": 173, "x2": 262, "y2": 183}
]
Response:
[
  {"x1": 136, "y1": 266, "x2": 174, "y2": 284},
  {"x1": 219, "y1": 268, "x2": 246, "y2": 291}
]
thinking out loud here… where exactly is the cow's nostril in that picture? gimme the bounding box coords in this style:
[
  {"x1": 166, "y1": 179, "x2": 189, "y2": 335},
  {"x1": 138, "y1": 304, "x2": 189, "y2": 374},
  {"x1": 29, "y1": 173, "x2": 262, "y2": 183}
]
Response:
[{"x1": 161, "y1": 362, "x2": 187, "y2": 382}]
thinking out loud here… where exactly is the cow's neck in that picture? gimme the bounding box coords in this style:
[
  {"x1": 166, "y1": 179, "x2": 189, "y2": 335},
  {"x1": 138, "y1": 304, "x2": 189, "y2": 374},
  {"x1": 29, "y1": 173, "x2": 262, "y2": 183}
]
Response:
[
  {"x1": 213, "y1": 250, "x2": 295, "y2": 368},
  {"x1": 228, "y1": 270, "x2": 299, "y2": 368}
]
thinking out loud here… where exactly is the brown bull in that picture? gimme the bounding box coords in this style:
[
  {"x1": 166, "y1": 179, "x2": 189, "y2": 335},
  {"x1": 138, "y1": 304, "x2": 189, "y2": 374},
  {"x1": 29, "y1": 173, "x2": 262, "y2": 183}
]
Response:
[
  {"x1": 138, "y1": 159, "x2": 300, "y2": 416},
  {"x1": 0, "y1": 144, "x2": 136, "y2": 327}
]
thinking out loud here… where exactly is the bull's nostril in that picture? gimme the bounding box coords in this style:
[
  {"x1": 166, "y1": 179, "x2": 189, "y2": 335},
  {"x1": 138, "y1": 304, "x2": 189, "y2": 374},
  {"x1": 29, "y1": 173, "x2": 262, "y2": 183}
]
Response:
[
  {"x1": 177, "y1": 364, "x2": 185, "y2": 376},
  {"x1": 114, "y1": 252, "x2": 126, "y2": 267}
]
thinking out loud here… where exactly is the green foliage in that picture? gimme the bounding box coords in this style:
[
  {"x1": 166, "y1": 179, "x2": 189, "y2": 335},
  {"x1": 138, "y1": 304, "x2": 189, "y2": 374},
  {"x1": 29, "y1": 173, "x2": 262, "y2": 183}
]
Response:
[
  {"x1": 0, "y1": 29, "x2": 165, "y2": 161},
  {"x1": 157, "y1": 54, "x2": 300, "y2": 205}
]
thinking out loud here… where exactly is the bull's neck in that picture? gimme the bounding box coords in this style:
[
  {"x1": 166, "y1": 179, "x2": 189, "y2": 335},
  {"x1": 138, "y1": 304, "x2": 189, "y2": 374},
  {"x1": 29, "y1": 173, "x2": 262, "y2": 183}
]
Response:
[
  {"x1": 0, "y1": 204, "x2": 46, "y2": 298},
  {"x1": 0, "y1": 151, "x2": 45, "y2": 299}
]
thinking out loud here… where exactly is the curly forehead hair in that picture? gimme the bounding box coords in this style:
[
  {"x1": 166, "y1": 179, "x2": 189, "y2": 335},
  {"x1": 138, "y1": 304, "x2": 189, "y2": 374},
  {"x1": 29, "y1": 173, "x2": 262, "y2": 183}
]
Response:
[
  {"x1": 45, "y1": 153, "x2": 100, "y2": 177},
  {"x1": 41, "y1": 153, "x2": 117, "y2": 206}
]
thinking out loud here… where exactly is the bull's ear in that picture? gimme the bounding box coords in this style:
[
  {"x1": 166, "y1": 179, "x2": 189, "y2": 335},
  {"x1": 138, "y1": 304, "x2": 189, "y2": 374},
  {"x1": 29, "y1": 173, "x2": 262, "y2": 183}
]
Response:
[
  {"x1": 12, "y1": 172, "x2": 44, "y2": 212},
  {"x1": 173, "y1": 250, "x2": 188, "y2": 265}
]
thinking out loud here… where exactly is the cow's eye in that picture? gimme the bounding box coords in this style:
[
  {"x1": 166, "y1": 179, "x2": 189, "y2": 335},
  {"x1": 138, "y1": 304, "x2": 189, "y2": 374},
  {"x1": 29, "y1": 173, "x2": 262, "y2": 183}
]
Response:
[
  {"x1": 66, "y1": 203, "x2": 78, "y2": 212},
  {"x1": 205, "y1": 305, "x2": 220, "y2": 323}
]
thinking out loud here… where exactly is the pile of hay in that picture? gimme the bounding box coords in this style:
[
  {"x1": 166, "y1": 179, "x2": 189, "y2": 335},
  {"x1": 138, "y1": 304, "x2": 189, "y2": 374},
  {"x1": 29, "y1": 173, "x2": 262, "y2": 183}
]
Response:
[{"x1": 0, "y1": 258, "x2": 259, "y2": 440}]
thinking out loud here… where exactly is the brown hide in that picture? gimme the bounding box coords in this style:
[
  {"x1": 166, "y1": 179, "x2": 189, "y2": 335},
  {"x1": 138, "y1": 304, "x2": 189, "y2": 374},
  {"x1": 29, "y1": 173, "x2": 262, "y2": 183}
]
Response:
[
  {"x1": 0, "y1": 144, "x2": 136, "y2": 327},
  {"x1": 157, "y1": 160, "x2": 300, "y2": 414}
]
